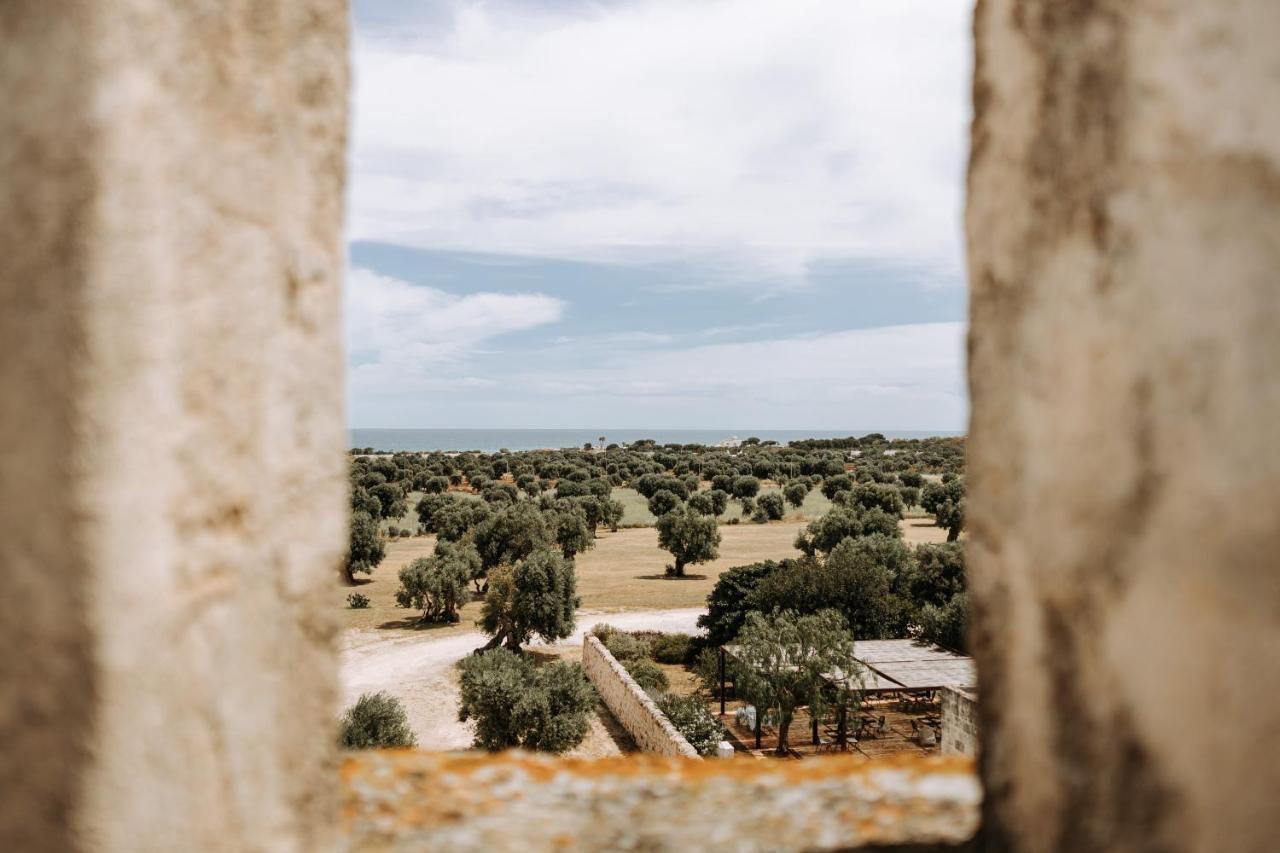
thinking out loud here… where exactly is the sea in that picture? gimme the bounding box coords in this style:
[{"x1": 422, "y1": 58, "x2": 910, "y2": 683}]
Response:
[{"x1": 348, "y1": 429, "x2": 961, "y2": 453}]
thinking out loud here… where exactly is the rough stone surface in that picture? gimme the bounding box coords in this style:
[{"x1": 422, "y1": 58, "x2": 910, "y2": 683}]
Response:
[
  {"x1": 940, "y1": 687, "x2": 978, "y2": 758},
  {"x1": 582, "y1": 635, "x2": 700, "y2": 758},
  {"x1": 966, "y1": 1, "x2": 1280, "y2": 851},
  {"x1": 0, "y1": 3, "x2": 349, "y2": 851},
  {"x1": 341, "y1": 751, "x2": 981, "y2": 852}
]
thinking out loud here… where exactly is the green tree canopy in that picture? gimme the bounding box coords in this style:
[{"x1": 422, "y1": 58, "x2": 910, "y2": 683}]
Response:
[
  {"x1": 697, "y1": 560, "x2": 787, "y2": 646},
  {"x1": 784, "y1": 481, "x2": 810, "y2": 509},
  {"x1": 757, "y1": 492, "x2": 786, "y2": 520},
  {"x1": 917, "y1": 591, "x2": 968, "y2": 652},
  {"x1": 647, "y1": 488, "x2": 682, "y2": 517},
  {"x1": 731, "y1": 609, "x2": 861, "y2": 755},
  {"x1": 656, "y1": 506, "x2": 721, "y2": 577},
  {"x1": 394, "y1": 542, "x2": 479, "y2": 622},
  {"x1": 732, "y1": 475, "x2": 761, "y2": 500},
  {"x1": 344, "y1": 510, "x2": 385, "y2": 584},
  {"x1": 550, "y1": 500, "x2": 594, "y2": 560},
  {"x1": 751, "y1": 535, "x2": 910, "y2": 639},
  {"x1": 473, "y1": 501, "x2": 555, "y2": 572},
  {"x1": 369, "y1": 482, "x2": 407, "y2": 520},
  {"x1": 921, "y1": 477, "x2": 965, "y2": 541},
  {"x1": 457, "y1": 649, "x2": 594, "y2": 752},
  {"x1": 478, "y1": 548, "x2": 579, "y2": 651}
]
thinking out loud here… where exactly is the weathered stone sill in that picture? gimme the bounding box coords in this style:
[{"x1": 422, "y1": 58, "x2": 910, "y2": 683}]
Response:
[{"x1": 342, "y1": 751, "x2": 979, "y2": 851}]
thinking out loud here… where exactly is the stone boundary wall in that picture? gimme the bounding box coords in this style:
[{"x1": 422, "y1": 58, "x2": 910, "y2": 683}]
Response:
[
  {"x1": 940, "y1": 686, "x2": 978, "y2": 757},
  {"x1": 582, "y1": 636, "x2": 700, "y2": 758}
]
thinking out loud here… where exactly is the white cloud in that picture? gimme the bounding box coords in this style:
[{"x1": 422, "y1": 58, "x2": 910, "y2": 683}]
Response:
[
  {"x1": 425, "y1": 322, "x2": 967, "y2": 430},
  {"x1": 346, "y1": 267, "x2": 564, "y2": 391},
  {"x1": 350, "y1": 0, "x2": 973, "y2": 282}
]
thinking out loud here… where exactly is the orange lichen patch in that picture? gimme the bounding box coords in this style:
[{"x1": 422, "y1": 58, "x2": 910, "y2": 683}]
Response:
[{"x1": 341, "y1": 750, "x2": 979, "y2": 852}]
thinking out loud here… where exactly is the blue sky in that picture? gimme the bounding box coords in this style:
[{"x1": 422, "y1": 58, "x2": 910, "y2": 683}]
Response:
[{"x1": 347, "y1": 0, "x2": 973, "y2": 430}]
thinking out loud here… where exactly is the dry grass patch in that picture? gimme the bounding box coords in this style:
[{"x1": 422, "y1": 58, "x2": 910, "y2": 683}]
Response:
[
  {"x1": 339, "y1": 514, "x2": 954, "y2": 634},
  {"x1": 573, "y1": 523, "x2": 805, "y2": 611}
]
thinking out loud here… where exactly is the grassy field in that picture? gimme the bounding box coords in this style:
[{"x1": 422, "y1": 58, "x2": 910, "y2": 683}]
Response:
[
  {"x1": 613, "y1": 485, "x2": 838, "y2": 526},
  {"x1": 338, "y1": 513, "x2": 951, "y2": 636}
]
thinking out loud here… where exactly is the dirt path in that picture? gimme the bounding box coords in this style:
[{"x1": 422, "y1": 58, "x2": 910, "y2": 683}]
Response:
[{"x1": 339, "y1": 608, "x2": 705, "y2": 753}]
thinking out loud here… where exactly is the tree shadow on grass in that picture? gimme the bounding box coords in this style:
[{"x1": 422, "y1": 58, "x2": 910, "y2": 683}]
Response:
[
  {"x1": 632, "y1": 573, "x2": 709, "y2": 581},
  {"x1": 377, "y1": 615, "x2": 461, "y2": 631},
  {"x1": 345, "y1": 577, "x2": 375, "y2": 586}
]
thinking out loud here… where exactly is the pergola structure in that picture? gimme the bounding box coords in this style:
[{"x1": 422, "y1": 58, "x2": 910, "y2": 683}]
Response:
[{"x1": 718, "y1": 639, "x2": 975, "y2": 751}]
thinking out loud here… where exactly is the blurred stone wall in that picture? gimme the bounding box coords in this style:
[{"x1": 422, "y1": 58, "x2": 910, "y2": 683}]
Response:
[
  {"x1": 0, "y1": 3, "x2": 350, "y2": 851},
  {"x1": 966, "y1": 1, "x2": 1280, "y2": 851}
]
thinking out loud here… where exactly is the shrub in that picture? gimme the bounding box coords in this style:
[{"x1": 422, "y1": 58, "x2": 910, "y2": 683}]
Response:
[
  {"x1": 649, "y1": 632, "x2": 693, "y2": 664},
  {"x1": 387, "y1": 526, "x2": 401, "y2": 538},
  {"x1": 399, "y1": 528, "x2": 411, "y2": 538},
  {"x1": 590, "y1": 623, "x2": 618, "y2": 643},
  {"x1": 338, "y1": 692, "x2": 416, "y2": 749},
  {"x1": 917, "y1": 592, "x2": 968, "y2": 652},
  {"x1": 657, "y1": 693, "x2": 727, "y2": 756},
  {"x1": 604, "y1": 631, "x2": 649, "y2": 661},
  {"x1": 457, "y1": 649, "x2": 594, "y2": 752},
  {"x1": 623, "y1": 658, "x2": 669, "y2": 693},
  {"x1": 346, "y1": 592, "x2": 370, "y2": 609},
  {"x1": 757, "y1": 492, "x2": 786, "y2": 521}
]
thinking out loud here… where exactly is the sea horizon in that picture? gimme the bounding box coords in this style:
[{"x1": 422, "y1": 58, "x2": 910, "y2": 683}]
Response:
[{"x1": 348, "y1": 428, "x2": 964, "y2": 453}]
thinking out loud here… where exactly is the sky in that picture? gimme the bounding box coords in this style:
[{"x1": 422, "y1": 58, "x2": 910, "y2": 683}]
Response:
[{"x1": 347, "y1": 0, "x2": 973, "y2": 430}]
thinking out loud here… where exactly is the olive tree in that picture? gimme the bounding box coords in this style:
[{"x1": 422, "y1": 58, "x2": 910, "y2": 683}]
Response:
[
  {"x1": 394, "y1": 542, "x2": 479, "y2": 622},
  {"x1": 473, "y1": 501, "x2": 555, "y2": 573},
  {"x1": 457, "y1": 649, "x2": 594, "y2": 752},
  {"x1": 550, "y1": 501, "x2": 594, "y2": 560},
  {"x1": 344, "y1": 510, "x2": 385, "y2": 584},
  {"x1": 731, "y1": 609, "x2": 861, "y2": 756},
  {"x1": 478, "y1": 548, "x2": 579, "y2": 651},
  {"x1": 757, "y1": 491, "x2": 785, "y2": 520},
  {"x1": 647, "y1": 488, "x2": 682, "y2": 517},
  {"x1": 921, "y1": 477, "x2": 965, "y2": 541},
  {"x1": 784, "y1": 481, "x2": 810, "y2": 509},
  {"x1": 369, "y1": 482, "x2": 408, "y2": 520},
  {"x1": 687, "y1": 491, "x2": 717, "y2": 516},
  {"x1": 656, "y1": 506, "x2": 721, "y2": 577},
  {"x1": 732, "y1": 475, "x2": 761, "y2": 500}
]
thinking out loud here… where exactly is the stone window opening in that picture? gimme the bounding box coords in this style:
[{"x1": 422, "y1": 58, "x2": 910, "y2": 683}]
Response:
[{"x1": 2, "y1": 1, "x2": 1277, "y2": 851}]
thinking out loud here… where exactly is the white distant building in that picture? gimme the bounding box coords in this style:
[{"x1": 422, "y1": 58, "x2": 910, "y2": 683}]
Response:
[{"x1": 717, "y1": 436, "x2": 743, "y2": 449}]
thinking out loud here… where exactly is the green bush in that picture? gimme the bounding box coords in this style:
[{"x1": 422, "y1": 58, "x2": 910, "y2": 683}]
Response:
[
  {"x1": 657, "y1": 693, "x2": 727, "y2": 756},
  {"x1": 917, "y1": 592, "x2": 968, "y2": 652},
  {"x1": 590, "y1": 622, "x2": 618, "y2": 643},
  {"x1": 603, "y1": 631, "x2": 649, "y2": 661},
  {"x1": 457, "y1": 649, "x2": 594, "y2": 753},
  {"x1": 338, "y1": 692, "x2": 416, "y2": 749},
  {"x1": 399, "y1": 528, "x2": 411, "y2": 538},
  {"x1": 649, "y1": 632, "x2": 693, "y2": 664},
  {"x1": 346, "y1": 592, "x2": 370, "y2": 609},
  {"x1": 624, "y1": 658, "x2": 669, "y2": 693}
]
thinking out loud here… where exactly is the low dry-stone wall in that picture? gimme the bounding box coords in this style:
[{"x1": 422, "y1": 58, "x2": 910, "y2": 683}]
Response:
[
  {"x1": 582, "y1": 636, "x2": 700, "y2": 758},
  {"x1": 941, "y1": 686, "x2": 978, "y2": 757}
]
